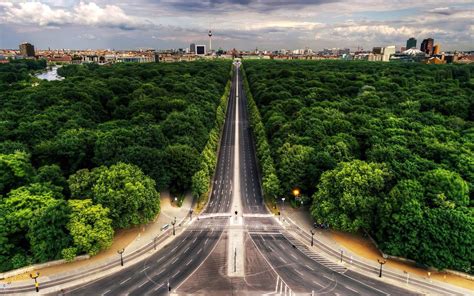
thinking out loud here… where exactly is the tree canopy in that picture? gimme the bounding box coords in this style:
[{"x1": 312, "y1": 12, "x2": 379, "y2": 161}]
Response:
[{"x1": 243, "y1": 60, "x2": 474, "y2": 273}]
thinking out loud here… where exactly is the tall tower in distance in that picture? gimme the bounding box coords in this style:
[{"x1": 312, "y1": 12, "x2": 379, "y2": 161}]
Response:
[{"x1": 208, "y1": 29, "x2": 213, "y2": 53}]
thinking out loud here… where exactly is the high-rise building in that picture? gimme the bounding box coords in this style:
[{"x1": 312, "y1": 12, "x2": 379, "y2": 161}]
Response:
[
  {"x1": 19, "y1": 42, "x2": 35, "y2": 57},
  {"x1": 420, "y1": 38, "x2": 434, "y2": 55},
  {"x1": 433, "y1": 44, "x2": 440, "y2": 55},
  {"x1": 196, "y1": 45, "x2": 206, "y2": 55},
  {"x1": 406, "y1": 37, "x2": 417, "y2": 49},
  {"x1": 190, "y1": 43, "x2": 196, "y2": 53}
]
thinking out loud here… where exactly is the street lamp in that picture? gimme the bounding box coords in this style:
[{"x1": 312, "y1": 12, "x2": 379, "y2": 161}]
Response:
[
  {"x1": 189, "y1": 209, "x2": 193, "y2": 220},
  {"x1": 310, "y1": 229, "x2": 315, "y2": 246},
  {"x1": 281, "y1": 197, "x2": 285, "y2": 215},
  {"x1": 377, "y1": 258, "x2": 387, "y2": 277},
  {"x1": 292, "y1": 188, "x2": 300, "y2": 198},
  {"x1": 171, "y1": 217, "x2": 176, "y2": 236},
  {"x1": 117, "y1": 248, "x2": 125, "y2": 266},
  {"x1": 153, "y1": 237, "x2": 158, "y2": 250},
  {"x1": 340, "y1": 249, "x2": 344, "y2": 263},
  {"x1": 30, "y1": 272, "x2": 39, "y2": 293}
]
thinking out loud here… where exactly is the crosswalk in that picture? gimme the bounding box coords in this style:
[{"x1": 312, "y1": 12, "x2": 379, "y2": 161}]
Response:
[{"x1": 281, "y1": 231, "x2": 347, "y2": 274}]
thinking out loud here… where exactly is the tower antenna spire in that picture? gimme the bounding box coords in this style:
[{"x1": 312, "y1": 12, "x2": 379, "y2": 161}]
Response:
[{"x1": 208, "y1": 28, "x2": 213, "y2": 53}]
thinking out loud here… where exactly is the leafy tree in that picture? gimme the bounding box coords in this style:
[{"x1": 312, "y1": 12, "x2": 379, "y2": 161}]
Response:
[
  {"x1": 27, "y1": 199, "x2": 72, "y2": 262},
  {"x1": 0, "y1": 151, "x2": 35, "y2": 194},
  {"x1": 421, "y1": 168, "x2": 469, "y2": 208},
  {"x1": 164, "y1": 144, "x2": 201, "y2": 194},
  {"x1": 67, "y1": 199, "x2": 113, "y2": 256},
  {"x1": 311, "y1": 160, "x2": 391, "y2": 232},
  {"x1": 91, "y1": 163, "x2": 160, "y2": 228}
]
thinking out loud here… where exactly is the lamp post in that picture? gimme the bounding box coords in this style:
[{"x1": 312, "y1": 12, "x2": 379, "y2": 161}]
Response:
[
  {"x1": 189, "y1": 209, "x2": 193, "y2": 221},
  {"x1": 281, "y1": 197, "x2": 285, "y2": 215},
  {"x1": 153, "y1": 237, "x2": 157, "y2": 250},
  {"x1": 292, "y1": 188, "x2": 300, "y2": 205},
  {"x1": 378, "y1": 258, "x2": 387, "y2": 277},
  {"x1": 171, "y1": 217, "x2": 176, "y2": 236},
  {"x1": 30, "y1": 272, "x2": 39, "y2": 292},
  {"x1": 117, "y1": 248, "x2": 125, "y2": 266},
  {"x1": 310, "y1": 230, "x2": 315, "y2": 246},
  {"x1": 340, "y1": 249, "x2": 344, "y2": 263}
]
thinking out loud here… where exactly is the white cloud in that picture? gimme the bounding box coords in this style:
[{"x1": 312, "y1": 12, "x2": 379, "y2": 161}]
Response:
[
  {"x1": 3, "y1": 2, "x2": 71, "y2": 26},
  {"x1": 0, "y1": 1, "x2": 150, "y2": 30}
]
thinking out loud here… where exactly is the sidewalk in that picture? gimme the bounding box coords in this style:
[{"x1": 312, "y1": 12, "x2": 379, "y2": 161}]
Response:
[
  {"x1": 0, "y1": 191, "x2": 193, "y2": 285},
  {"x1": 282, "y1": 206, "x2": 474, "y2": 292}
]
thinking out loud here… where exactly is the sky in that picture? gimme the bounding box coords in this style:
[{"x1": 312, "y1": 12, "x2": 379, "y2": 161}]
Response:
[{"x1": 0, "y1": 0, "x2": 473, "y2": 51}]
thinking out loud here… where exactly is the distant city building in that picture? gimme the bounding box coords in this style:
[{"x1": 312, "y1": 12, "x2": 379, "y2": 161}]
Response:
[
  {"x1": 19, "y1": 42, "x2": 35, "y2": 57},
  {"x1": 190, "y1": 43, "x2": 196, "y2": 53},
  {"x1": 382, "y1": 46, "x2": 396, "y2": 62},
  {"x1": 372, "y1": 47, "x2": 383, "y2": 55},
  {"x1": 390, "y1": 48, "x2": 427, "y2": 62},
  {"x1": 196, "y1": 45, "x2": 206, "y2": 55},
  {"x1": 406, "y1": 37, "x2": 417, "y2": 49},
  {"x1": 420, "y1": 38, "x2": 434, "y2": 55},
  {"x1": 433, "y1": 44, "x2": 440, "y2": 55},
  {"x1": 321, "y1": 48, "x2": 350, "y2": 56}
]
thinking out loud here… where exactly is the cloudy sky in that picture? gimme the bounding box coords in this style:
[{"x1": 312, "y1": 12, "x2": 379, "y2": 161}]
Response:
[{"x1": 0, "y1": 0, "x2": 473, "y2": 51}]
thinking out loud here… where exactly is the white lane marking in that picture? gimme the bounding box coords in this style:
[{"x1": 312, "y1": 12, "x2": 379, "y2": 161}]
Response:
[
  {"x1": 185, "y1": 259, "x2": 193, "y2": 266},
  {"x1": 322, "y1": 275, "x2": 333, "y2": 281},
  {"x1": 102, "y1": 290, "x2": 111, "y2": 296},
  {"x1": 295, "y1": 269, "x2": 304, "y2": 276},
  {"x1": 171, "y1": 246, "x2": 178, "y2": 253},
  {"x1": 153, "y1": 283, "x2": 163, "y2": 291},
  {"x1": 156, "y1": 257, "x2": 164, "y2": 263},
  {"x1": 184, "y1": 246, "x2": 190, "y2": 253},
  {"x1": 171, "y1": 257, "x2": 179, "y2": 264},
  {"x1": 291, "y1": 254, "x2": 298, "y2": 260},
  {"x1": 138, "y1": 280, "x2": 147, "y2": 288},
  {"x1": 197, "y1": 248, "x2": 202, "y2": 254},
  {"x1": 279, "y1": 256, "x2": 287, "y2": 264},
  {"x1": 140, "y1": 266, "x2": 150, "y2": 273},
  {"x1": 205, "y1": 238, "x2": 209, "y2": 245},
  {"x1": 344, "y1": 286, "x2": 360, "y2": 294},
  {"x1": 156, "y1": 268, "x2": 165, "y2": 276},
  {"x1": 120, "y1": 277, "x2": 131, "y2": 285},
  {"x1": 172, "y1": 270, "x2": 180, "y2": 278},
  {"x1": 305, "y1": 264, "x2": 314, "y2": 271}
]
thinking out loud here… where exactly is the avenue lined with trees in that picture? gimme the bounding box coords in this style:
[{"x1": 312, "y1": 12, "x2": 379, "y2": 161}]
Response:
[
  {"x1": 243, "y1": 60, "x2": 473, "y2": 273},
  {"x1": 0, "y1": 60, "x2": 231, "y2": 272}
]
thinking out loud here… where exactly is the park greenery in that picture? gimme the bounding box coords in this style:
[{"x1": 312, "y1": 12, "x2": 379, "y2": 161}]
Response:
[
  {"x1": 243, "y1": 60, "x2": 474, "y2": 273},
  {"x1": 0, "y1": 59, "x2": 231, "y2": 272}
]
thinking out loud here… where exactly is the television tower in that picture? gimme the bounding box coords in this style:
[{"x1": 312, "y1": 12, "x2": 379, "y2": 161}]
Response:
[{"x1": 208, "y1": 29, "x2": 213, "y2": 53}]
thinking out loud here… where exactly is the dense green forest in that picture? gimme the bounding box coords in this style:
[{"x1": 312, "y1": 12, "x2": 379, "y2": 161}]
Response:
[
  {"x1": 243, "y1": 60, "x2": 474, "y2": 273},
  {"x1": 0, "y1": 60, "x2": 231, "y2": 271}
]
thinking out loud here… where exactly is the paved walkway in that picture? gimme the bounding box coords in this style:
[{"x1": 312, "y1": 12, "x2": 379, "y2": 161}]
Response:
[
  {"x1": 282, "y1": 206, "x2": 474, "y2": 292},
  {"x1": 0, "y1": 192, "x2": 193, "y2": 285}
]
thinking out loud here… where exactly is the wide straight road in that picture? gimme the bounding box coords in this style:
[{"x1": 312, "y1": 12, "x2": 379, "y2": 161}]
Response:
[{"x1": 66, "y1": 66, "x2": 241, "y2": 295}]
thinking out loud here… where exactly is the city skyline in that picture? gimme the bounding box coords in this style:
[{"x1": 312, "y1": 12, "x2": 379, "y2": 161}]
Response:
[{"x1": 1, "y1": 1, "x2": 473, "y2": 51}]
